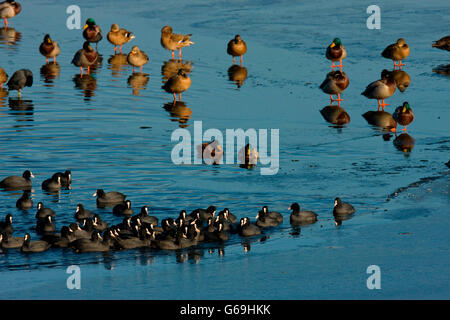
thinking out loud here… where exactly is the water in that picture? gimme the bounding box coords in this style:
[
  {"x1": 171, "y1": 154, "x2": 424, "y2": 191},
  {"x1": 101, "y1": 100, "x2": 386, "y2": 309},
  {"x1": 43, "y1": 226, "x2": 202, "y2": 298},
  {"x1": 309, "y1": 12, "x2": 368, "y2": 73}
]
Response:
[{"x1": 0, "y1": 0, "x2": 449, "y2": 299}]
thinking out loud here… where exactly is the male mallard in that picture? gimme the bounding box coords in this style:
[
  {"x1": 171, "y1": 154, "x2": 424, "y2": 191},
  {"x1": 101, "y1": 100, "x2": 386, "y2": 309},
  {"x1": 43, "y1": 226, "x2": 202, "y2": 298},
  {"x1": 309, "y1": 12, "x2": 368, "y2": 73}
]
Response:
[
  {"x1": 326, "y1": 38, "x2": 347, "y2": 70},
  {"x1": 432, "y1": 35, "x2": 450, "y2": 51},
  {"x1": 0, "y1": 0, "x2": 21, "y2": 28},
  {"x1": 0, "y1": 67, "x2": 7, "y2": 89},
  {"x1": 392, "y1": 101, "x2": 414, "y2": 132},
  {"x1": 227, "y1": 35, "x2": 247, "y2": 64},
  {"x1": 162, "y1": 69, "x2": 191, "y2": 103},
  {"x1": 361, "y1": 69, "x2": 396, "y2": 111},
  {"x1": 6, "y1": 69, "x2": 32, "y2": 97},
  {"x1": 83, "y1": 18, "x2": 102, "y2": 48},
  {"x1": 107, "y1": 24, "x2": 135, "y2": 54},
  {"x1": 127, "y1": 45, "x2": 149, "y2": 72},
  {"x1": 382, "y1": 38, "x2": 409, "y2": 69},
  {"x1": 71, "y1": 41, "x2": 98, "y2": 76},
  {"x1": 319, "y1": 70, "x2": 349, "y2": 107},
  {"x1": 160, "y1": 25, "x2": 194, "y2": 59},
  {"x1": 39, "y1": 34, "x2": 60, "y2": 63}
]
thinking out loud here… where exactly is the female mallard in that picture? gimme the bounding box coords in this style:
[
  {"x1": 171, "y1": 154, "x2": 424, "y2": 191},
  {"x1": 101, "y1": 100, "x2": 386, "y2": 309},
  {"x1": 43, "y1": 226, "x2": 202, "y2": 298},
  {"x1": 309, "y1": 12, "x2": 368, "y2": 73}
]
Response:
[
  {"x1": 127, "y1": 45, "x2": 149, "y2": 72},
  {"x1": 320, "y1": 106, "x2": 350, "y2": 125},
  {"x1": 0, "y1": 67, "x2": 7, "y2": 89},
  {"x1": 326, "y1": 38, "x2": 347, "y2": 70},
  {"x1": 227, "y1": 35, "x2": 247, "y2": 64},
  {"x1": 107, "y1": 24, "x2": 135, "y2": 54},
  {"x1": 432, "y1": 35, "x2": 450, "y2": 51},
  {"x1": 160, "y1": 25, "x2": 194, "y2": 59},
  {"x1": 39, "y1": 34, "x2": 60, "y2": 63},
  {"x1": 162, "y1": 69, "x2": 191, "y2": 103},
  {"x1": 388, "y1": 69, "x2": 410, "y2": 92},
  {"x1": 392, "y1": 101, "x2": 414, "y2": 132},
  {"x1": 361, "y1": 69, "x2": 396, "y2": 111},
  {"x1": 319, "y1": 70, "x2": 349, "y2": 107},
  {"x1": 382, "y1": 38, "x2": 410, "y2": 69},
  {"x1": 72, "y1": 41, "x2": 98, "y2": 76},
  {"x1": 0, "y1": 0, "x2": 21, "y2": 28},
  {"x1": 362, "y1": 110, "x2": 397, "y2": 131},
  {"x1": 83, "y1": 18, "x2": 102, "y2": 48}
]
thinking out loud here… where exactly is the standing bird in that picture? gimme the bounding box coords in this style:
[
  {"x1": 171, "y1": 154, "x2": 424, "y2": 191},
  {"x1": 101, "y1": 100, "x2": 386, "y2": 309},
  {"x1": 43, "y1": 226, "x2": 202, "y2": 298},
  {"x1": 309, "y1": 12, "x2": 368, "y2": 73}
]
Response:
[
  {"x1": 162, "y1": 69, "x2": 191, "y2": 103},
  {"x1": 326, "y1": 38, "x2": 347, "y2": 71},
  {"x1": 6, "y1": 69, "x2": 33, "y2": 97},
  {"x1": 319, "y1": 70, "x2": 349, "y2": 107},
  {"x1": 107, "y1": 24, "x2": 135, "y2": 54},
  {"x1": 392, "y1": 101, "x2": 414, "y2": 132},
  {"x1": 127, "y1": 45, "x2": 149, "y2": 73},
  {"x1": 0, "y1": 0, "x2": 21, "y2": 28},
  {"x1": 432, "y1": 35, "x2": 450, "y2": 51},
  {"x1": 72, "y1": 41, "x2": 98, "y2": 76},
  {"x1": 227, "y1": 35, "x2": 247, "y2": 65},
  {"x1": 82, "y1": 18, "x2": 102, "y2": 48},
  {"x1": 39, "y1": 34, "x2": 60, "y2": 63},
  {"x1": 0, "y1": 67, "x2": 7, "y2": 89},
  {"x1": 361, "y1": 69, "x2": 397, "y2": 111},
  {"x1": 382, "y1": 38, "x2": 410, "y2": 69},
  {"x1": 160, "y1": 25, "x2": 194, "y2": 59}
]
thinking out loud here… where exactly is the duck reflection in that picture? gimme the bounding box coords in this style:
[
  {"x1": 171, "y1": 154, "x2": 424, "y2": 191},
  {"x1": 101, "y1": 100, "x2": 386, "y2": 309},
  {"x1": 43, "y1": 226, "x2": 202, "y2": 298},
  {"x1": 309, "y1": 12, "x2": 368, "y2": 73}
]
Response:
[
  {"x1": 127, "y1": 72, "x2": 149, "y2": 96},
  {"x1": 362, "y1": 110, "x2": 396, "y2": 132},
  {"x1": 393, "y1": 133, "x2": 415, "y2": 153},
  {"x1": 107, "y1": 53, "x2": 128, "y2": 77},
  {"x1": 40, "y1": 62, "x2": 60, "y2": 84},
  {"x1": 0, "y1": 87, "x2": 8, "y2": 107},
  {"x1": 161, "y1": 59, "x2": 193, "y2": 82},
  {"x1": 320, "y1": 105, "x2": 350, "y2": 125},
  {"x1": 238, "y1": 143, "x2": 259, "y2": 169},
  {"x1": 8, "y1": 98, "x2": 33, "y2": 130},
  {"x1": 73, "y1": 74, "x2": 97, "y2": 100},
  {"x1": 163, "y1": 101, "x2": 192, "y2": 128},
  {"x1": 228, "y1": 64, "x2": 248, "y2": 88},
  {"x1": 432, "y1": 64, "x2": 450, "y2": 76},
  {"x1": 0, "y1": 27, "x2": 21, "y2": 47},
  {"x1": 387, "y1": 69, "x2": 411, "y2": 92},
  {"x1": 196, "y1": 139, "x2": 223, "y2": 165}
]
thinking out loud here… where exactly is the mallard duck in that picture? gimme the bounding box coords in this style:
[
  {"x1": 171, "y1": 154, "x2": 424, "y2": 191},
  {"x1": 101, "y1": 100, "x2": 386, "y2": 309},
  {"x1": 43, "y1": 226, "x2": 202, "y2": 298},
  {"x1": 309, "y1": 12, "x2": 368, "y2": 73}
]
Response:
[
  {"x1": 6, "y1": 69, "x2": 32, "y2": 97},
  {"x1": 432, "y1": 35, "x2": 450, "y2": 51},
  {"x1": 82, "y1": 18, "x2": 102, "y2": 48},
  {"x1": 326, "y1": 38, "x2": 347, "y2": 70},
  {"x1": 362, "y1": 110, "x2": 397, "y2": 131},
  {"x1": 388, "y1": 69, "x2": 410, "y2": 92},
  {"x1": 107, "y1": 24, "x2": 135, "y2": 54},
  {"x1": 227, "y1": 35, "x2": 247, "y2": 64},
  {"x1": 127, "y1": 45, "x2": 149, "y2": 72},
  {"x1": 71, "y1": 41, "x2": 98, "y2": 76},
  {"x1": 319, "y1": 70, "x2": 349, "y2": 107},
  {"x1": 228, "y1": 64, "x2": 248, "y2": 88},
  {"x1": 0, "y1": 0, "x2": 21, "y2": 28},
  {"x1": 160, "y1": 25, "x2": 194, "y2": 59},
  {"x1": 0, "y1": 67, "x2": 7, "y2": 89},
  {"x1": 197, "y1": 139, "x2": 223, "y2": 164},
  {"x1": 392, "y1": 101, "x2": 414, "y2": 132},
  {"x1": 382, "y1": 38, "x2": 409, "y2": 69},
  {"x1": 39, "y1": 34, "x2": 60, "y2": 63},
  {"x1": 361, "y1": 69, "x2": 397, "y2": 111},
  {"x1": 162, "y1": 69, "x2": 191, "y2": 103},
  {"x1": 320, "y1": 105, "x2": 350, "y2": 125}
]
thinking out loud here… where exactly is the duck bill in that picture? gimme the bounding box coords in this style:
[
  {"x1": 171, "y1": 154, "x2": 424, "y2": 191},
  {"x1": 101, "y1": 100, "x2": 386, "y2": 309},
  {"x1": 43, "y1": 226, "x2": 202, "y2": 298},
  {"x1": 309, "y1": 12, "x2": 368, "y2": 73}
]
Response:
[
  {"x1": 83, "y1": 24, "x2": 88, "y2": 30},
  {"x1": 330, "y1": 43, "x2": 336, "y2": 48}
]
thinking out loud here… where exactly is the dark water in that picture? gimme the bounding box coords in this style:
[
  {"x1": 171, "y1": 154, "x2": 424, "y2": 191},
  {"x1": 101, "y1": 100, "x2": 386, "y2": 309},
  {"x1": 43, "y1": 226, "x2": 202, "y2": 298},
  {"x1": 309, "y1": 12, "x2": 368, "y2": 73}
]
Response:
[{"x1": 0, "y1": 0, "x2": 449, "y2": 299}]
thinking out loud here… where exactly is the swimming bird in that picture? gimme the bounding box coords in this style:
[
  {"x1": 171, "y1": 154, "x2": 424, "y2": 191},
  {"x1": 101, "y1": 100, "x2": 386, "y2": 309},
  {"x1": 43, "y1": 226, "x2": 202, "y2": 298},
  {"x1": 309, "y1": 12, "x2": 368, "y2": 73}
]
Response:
[
  {"x1": 71, "y1": 231, "x2": 112, "y2": 253},
  {"x1": 53, "y1": 170, "x2": 71, "y2": 188},
  {"x1": 127, "y1": 45, "x2": 149, "y2": 72},
  {"x1": 288, "y1": 203, "x2": 318, "y2": 225},
  {"x1": 93, "y1": 214, "x2": 108, "y2": 232},
  {"x1": 333, "y1": 197, "x2": 355, "y2": 216},
  {"x1": 0, "y1": 67, "x2": 7, "y2": 89},
  {"x1": 21, "y1": 233, "x2": 50, "y2": 253},
  {"x1": 0, "y1": 233, "x2": 23, "y2": 249},
  {"x1": 82, "y1": 18, "x2": 102, "y2": 48},
  {"x1": 227, "y1": 35, "x2": 247, "y2": 65},
  {"x1": 0, "y1": 0, "x2": 21, "y2": 28},
  {"x1": 326, "y1": 38, "x2": 347, "y2": 71},
  {"x1": 35, "y1": 202, "x2": 56, "y2": 220},
  {"x1": 16, "y1": 191, "x2": 33, "y2": 209},
  {"x1": 258, "y1": 206, "x2": 283, "y2": 224},
  {"x1": 72, "y1": 41, "x2": 98, "y2": 76},
  {"x1": 319, "y1": 70, "x2": 349, "y2": 107},
  {"x1": 162, "y1": 69, "x2": 191, "y2": 103},
  {"x1": 256, "y1": 208, "x2": 281, "y2": 228},
  {"x1": 382, "y1": 38, "x2": 410, "y2": 69},
  {"x1": 36, "y1": 215, "x2": 56, "y2": 235},
  {"x1": 392, "y1": 102, "x2": 414, "y2": 132},
  {"x1": 361, "y1": 69, "x2": 397, "y2": 111},
  {"x1": 6, "y1": 69, "x2": 33, "y2": 97},
  {"x1": 432, "y1": 35, "x2": 450, "y2": 51},
  {"x1": 107, "y1": 23, "x2": 135, "y2": 54},
  {"x1": 160, "y1": 25, "x2": 194, "y2": 59},
  {"x1": 190, "y1": 206, "x2": 216, "y2": 222},
  {"x1": 238, "y1": 217, "x2": 261, "y2": 237},
  {"x1": 41, "y1": 174, "x2": 61, "y2": 191},
  {"x1": 133, "y1": 206, "x2": 158, "y2": 226},
  {"x1": 0, "y1": 170, "x2": 34, "y2": 190},
  {"x1": 113, "y1": 200, "x2": 133, "y2": 216},
  {"x1": 93, "y1": 189, "x2": 126, "y2": 207},
  {"x1": 75, "y1": 204, "x2": 94, "y2": 221},
  {"x1": 39, "y1": 34, "x2": 60, "y2": 63},
  {"x1": 0, "y1": 214, "x2": 13, "y2": 235}
]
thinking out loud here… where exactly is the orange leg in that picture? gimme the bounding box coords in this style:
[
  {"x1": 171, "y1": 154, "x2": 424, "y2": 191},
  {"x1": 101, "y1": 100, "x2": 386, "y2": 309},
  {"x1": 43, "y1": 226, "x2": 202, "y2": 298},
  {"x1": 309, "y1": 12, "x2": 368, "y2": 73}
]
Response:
[
  {"x1": 380, "y1": 99, "x2": 389, "y2": 111},
  {"x1": 1, "y1": 83, "x2": 3, "y2": 89},
  {"x1": 402, "y1": 125, "x2": 408, "y2": 132},
  {"x1": 336, "y1": 60, "x2": 343, "y2": 71},
  {"x1": 46, "y1": 58, "x2": 49, "y2": 63},
  {"x1": 233, "y1": 57, "x2": 236, "y2": 64},
  {"x1": 331, "y1": 61, "x2": 336, "y2": 70},
  {"x1": 87, "y1": 66, "x2": 90, "y2": 75},
  {"x1": 330, "y1": 94, "x2": 343, "y2": 107},
  {"x1": 80, "y1": 67, "x2": 83, "y2": 77},
  {"x1": 179, "y1": 93, "x2": 181, "y2": 101},
  {"x1": 394, "y1": 60, "x2": 406, "y2": 69},
  {"x1": 3, "y1": 18, "x2": 7, "y2": 29},
  {"x1": 173, "y1": 93, "x2": 177, "y2": 103},
  {"x1": 119, "y1": 45, "x2": 123, "y2": 54},
  {"x1": 114, "y1": 46, "x2": 117, "y2": 53},
  {"x1": 140, "y1": 65, "x2": 143, "y2": 73},
  {"x1": 240, "y1": 55, "x2": 243, "y2": 66},
  {"x1": 171, "y1": 51, "x2": 175, "y2": 59},
  {"x1": 179, "y1": 48, "x2": 182, "y2": 59},
  {"x1": 53, "y1": 57, "x2": 56, "y2": 63},
  {"x1": 377, "y1": 99, "x2": 381, "y2": 111},
  {"x1": 132, "y1": 66, "x2": 135, "y2": 73}
]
